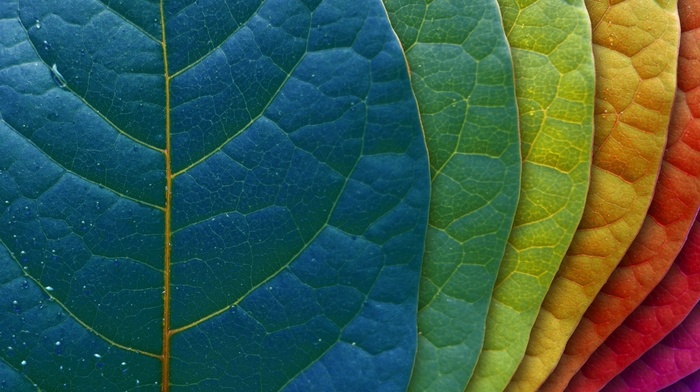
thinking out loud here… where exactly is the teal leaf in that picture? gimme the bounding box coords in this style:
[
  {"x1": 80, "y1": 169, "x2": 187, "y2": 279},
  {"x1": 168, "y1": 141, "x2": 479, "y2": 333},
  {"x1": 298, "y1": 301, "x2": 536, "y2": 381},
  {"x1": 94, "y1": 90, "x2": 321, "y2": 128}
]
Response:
[
  {"x1": 382, "y1": 0, "x2": 521, "y2": 390},
  {"x1": 0, "y1": 0, "x2": 431, "y2": 390}
]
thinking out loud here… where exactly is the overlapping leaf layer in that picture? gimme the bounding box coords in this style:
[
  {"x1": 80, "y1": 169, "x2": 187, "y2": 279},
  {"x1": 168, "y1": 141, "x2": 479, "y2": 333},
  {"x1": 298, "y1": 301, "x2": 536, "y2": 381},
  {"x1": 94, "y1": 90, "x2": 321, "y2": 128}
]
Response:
[
  {"x1": 2, "y1": 0, "x2": 700, "y2": 391},
  {"x1": 466, "y1": 0, "x2": 595, "y2": 390},
  {"x1": 605, "y1": 305, "x2": 700, "y2": 391},
  {"x1": 544, "y1": 0, "x2": 700, "y2": 388},
  {"x1": 570, "y1": 216, "x2": 700, "y2": 391},
  {"x1": 383, "y1": 0, "x2": 521, "y2": 390},
  {"x1": 510, "y1": 0, "x2": 681, "y2": 389},
  {"x1": 662, "y1": 369, "x2": 700, "y2": 392}
]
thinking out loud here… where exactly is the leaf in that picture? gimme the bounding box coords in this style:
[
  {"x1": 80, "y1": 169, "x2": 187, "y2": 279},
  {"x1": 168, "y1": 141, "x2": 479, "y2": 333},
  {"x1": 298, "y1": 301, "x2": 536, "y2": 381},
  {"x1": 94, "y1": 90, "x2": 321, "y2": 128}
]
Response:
[
  {"x1": 464, "y1": 0, "x2": 595, "y2": 390},
  {"x1": 381, "y1": 0, "x2": 521, "y2": 389},
  {"x1": 569, "y1": 216, "x2": 700, "y2": 390},
  {"x1": 662, "y1": 369, "x2": 700, "y2": 392},
  {"x1": 604, "y1": 305, "x2": 700, "y2": 391},
  {"x1": 507, "y1": 0, "x2": 681, "y2": 389},
  {"x1": 543, "y1": 0, "x2": 700, "y2": 388},
  {"x1": 0, "y1": 0, "x2": 432, "y2": 390}
]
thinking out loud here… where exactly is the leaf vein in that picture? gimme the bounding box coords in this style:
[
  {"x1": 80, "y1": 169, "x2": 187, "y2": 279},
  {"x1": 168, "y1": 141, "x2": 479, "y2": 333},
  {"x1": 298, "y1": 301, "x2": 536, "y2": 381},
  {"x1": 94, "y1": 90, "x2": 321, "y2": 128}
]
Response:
[
  {"x1": 170, "y1": 97, "x2": 367, "y2": 336},
  {"x1": 1, "y1": 119, "x2": 165, "y2": 211},
  {"x1": 169, "y1": 0, "x2": 268, "y2": 78},
  {"x1": 0, "y1": 237, "x2": 160, "y2": 359},
  {"x1": 96, "y1": 0, "x2": 160, "y2": 43},
  {"x1": 172, "y1": 45, "x2": 310, "y2": 177}
]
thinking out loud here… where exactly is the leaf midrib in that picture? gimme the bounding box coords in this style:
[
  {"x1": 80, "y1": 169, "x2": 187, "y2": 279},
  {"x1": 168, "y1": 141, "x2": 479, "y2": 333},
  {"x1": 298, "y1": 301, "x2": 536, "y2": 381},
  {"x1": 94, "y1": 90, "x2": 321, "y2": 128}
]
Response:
[{"x1": 159, "y1": 1, "x2": 172, "y2": 390}]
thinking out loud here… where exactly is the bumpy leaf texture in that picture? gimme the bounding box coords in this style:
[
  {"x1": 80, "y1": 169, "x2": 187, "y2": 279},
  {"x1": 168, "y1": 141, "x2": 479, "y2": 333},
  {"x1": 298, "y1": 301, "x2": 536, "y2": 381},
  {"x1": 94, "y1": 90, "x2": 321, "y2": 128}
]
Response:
[
  {"x1": 0, "y1": 0, "x2": 431, "y2": 390},
  {"x1": 465, "y1": 0, "x2": 595, "y2": 390},
  {"x1": 382, "y1": 0, "x2": 521, "y2": 390},
  {"x1": 543, "y1": 0, "x2": 700, "y2": 389},
  {"x1": 604, "y1": 304, "x2": 700, "y2": 391},
  {"x1": 661, "y1": 368, "x2": 700, "y2": 392},
  {"x1": 569, "y1": 216, "x2": 700, "y2": 390},
  {"x1": 509, "y1": 0, "x2": 680, "y2": 389}
]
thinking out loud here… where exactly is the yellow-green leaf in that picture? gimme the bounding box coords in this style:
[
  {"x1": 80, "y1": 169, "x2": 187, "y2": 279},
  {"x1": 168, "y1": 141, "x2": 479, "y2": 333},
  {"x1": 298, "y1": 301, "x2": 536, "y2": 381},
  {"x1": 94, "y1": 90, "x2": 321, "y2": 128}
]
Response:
[{"x1": 465, "y1": 0, "x2": 595, "y2": 390}]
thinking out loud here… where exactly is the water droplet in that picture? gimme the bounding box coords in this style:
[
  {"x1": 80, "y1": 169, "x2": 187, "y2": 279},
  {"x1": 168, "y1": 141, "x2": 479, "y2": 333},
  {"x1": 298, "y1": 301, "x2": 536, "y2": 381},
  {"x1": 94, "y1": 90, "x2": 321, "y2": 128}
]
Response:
[
  {"x1": 20, "y1": 360, "x2": 26, "y2": 366},
  {"x1": 45, "y1": 286, "x2": 54, "y2": 291},
  {"x1": 93, "y1": 353, "x2": 101, "y2": 358},
  {"x1": 34, "y1": 19, "x2": 40, "y2": 29},
  {"x1": 121, "y1": 362, "x2": 126, "y2": 366},
  {"x1": 55, "y1": 341, "x2": 61, "y2": 346}
]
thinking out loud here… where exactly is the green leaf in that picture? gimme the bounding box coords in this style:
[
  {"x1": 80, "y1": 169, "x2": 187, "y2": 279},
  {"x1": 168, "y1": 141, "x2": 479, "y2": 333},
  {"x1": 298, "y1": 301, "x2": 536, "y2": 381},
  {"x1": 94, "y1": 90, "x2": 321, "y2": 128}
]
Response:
[
  {"x1": 0, "y1": 0, "x2": 431, "y2": 390},
  {"x1": 465, "y1": 0, "x2": 595, "y2": 390},
  {"x1": 382, "y1": 0, "x2": 521, "y2": 390}
]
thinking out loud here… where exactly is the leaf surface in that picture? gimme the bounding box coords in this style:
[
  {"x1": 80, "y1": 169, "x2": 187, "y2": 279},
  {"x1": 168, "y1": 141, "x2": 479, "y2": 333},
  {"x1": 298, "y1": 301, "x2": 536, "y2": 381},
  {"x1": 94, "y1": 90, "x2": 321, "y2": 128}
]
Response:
[
  {"x1": 604, "y1": 305, "x2": 700, "y2": 391},
  {"x1": 508, "y1": 0, "x2": 680, "y2": 389},
  {"x1": 0, "y1": 0, "x2": 431, "y2": 390},
  {"x1": 464, "y1": 0, "x2": 595, "y2": 390},
  {"x1": 569, "y1": 216, "x2": 700, "y2": 391},
  {"x1": 661, "y1": 368, "x2": 700, "y2": 392},
  {"x1": 543, "y1": 1, "x2": 700, "y2": 388},
  {"x1": 382, "y1": 0, "x2": 521, "y2": 389}
]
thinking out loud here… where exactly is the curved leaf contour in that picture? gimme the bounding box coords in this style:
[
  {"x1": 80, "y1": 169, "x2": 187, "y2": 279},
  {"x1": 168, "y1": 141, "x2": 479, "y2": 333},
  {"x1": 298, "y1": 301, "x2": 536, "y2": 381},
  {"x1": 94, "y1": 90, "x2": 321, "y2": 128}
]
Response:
[
  {"x1": 661, "y1": 368, "x2": 700, "y2": 392},
  {"x1": 381, "y1": 0, "x2": 521, "y2": 390},
  {"x1": 603, "y1": 305, "x2": 700, "y2": 392},
  {"x1": 464, "y1": 0, "x2": 595, "y2": 390},
  {"x1": 544, "y1": 0, "x2": 700, "y2": 389},
  {"x1": 0, "y1": 0, "x2": 432, "y2": 391},
  {"x1": 569, "y1": 216, "x2": 700, "y2": 391},
  {"x1": 508, "y1": 0, "x2": 680, "y2": 389}
]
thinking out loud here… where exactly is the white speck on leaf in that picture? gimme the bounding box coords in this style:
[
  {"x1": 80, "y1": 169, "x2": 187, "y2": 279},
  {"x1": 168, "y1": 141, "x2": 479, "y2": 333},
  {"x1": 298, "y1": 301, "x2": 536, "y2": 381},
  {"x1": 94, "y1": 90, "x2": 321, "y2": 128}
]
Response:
[{"x1": 50, "y1": 64, "x2": 67, "y2": 88}]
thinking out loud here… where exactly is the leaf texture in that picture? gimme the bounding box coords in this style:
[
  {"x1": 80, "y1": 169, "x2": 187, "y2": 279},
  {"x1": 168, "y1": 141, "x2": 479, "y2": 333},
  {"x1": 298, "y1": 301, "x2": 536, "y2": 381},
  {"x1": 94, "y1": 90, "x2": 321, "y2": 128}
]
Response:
[
  {"x1": 508, "y1": 0, "x2": 681, "y2": 389},
  {"x1": 661, "y1": 368, "x2": 700, "y2": 392},
  {"x1": 569, "y1": 216, "x2": 700, "y2": 391},
  {"x1": 0, "y1": 0, "x2": 431, "y2": 390},
  {"x1": 543, "y1": 0, "x2": 700, "y2": 388},
  {"x1": 382, "y1": 0, "x2": 521, "y2": 390},
  {"x1": 604, "y1": 305, "x2": 700, "y2": 391},
  {"x1": 464, "y1": 0, "x2": 595, "y2": 390}
]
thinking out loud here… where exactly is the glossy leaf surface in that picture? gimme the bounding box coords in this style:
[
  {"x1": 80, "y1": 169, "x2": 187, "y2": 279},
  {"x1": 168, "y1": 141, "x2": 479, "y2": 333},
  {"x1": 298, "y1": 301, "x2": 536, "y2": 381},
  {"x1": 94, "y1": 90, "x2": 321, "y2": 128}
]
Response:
[
  {"x1": 382, "y1": 0, "x2": 521, "y2": 389},
  {"x1": 544, "y1": 1, "x2": 700, "y2": 388},
  {"x1": 509, "y1": 0, "x2": 680, "y2": 389},
  {"x1": 604, "y1": 305, "x2": 700, "y2": 391},
  {"x1": 465, "y1": 0, "x2": 595, "y2": 390},
  {"x1": 0, "y1": 0, "x2": 431, "y2": 390},
  {"x1": 570, "y1": 216, "x2": 700, "y2": 391}
]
